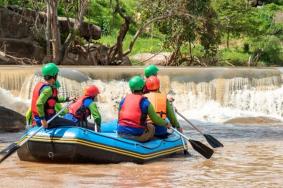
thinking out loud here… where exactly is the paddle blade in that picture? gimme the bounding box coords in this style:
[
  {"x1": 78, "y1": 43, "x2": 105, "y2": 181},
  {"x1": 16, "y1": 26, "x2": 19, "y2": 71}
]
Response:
[
  {"x1": 0, "y1": 143, "x2": 19, "y2": 163},
  {"x1": 189, "y1": 139, "x2": 214, "y2": 159},
  {"x1": 204, "y1": 134, "x2": 224, "y2": 148}
]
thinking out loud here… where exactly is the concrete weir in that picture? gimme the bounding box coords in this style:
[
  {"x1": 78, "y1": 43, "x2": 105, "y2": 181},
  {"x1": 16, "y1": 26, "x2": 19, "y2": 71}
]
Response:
[{"x1": 0, "y1": 66, "x2": 283, "y2": 122}]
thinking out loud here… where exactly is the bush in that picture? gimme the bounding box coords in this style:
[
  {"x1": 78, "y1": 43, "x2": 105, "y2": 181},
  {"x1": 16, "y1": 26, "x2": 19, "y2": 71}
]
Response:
[
  {"x1": 252, "y1": 35, "x2": 283, "y2": 65},
  {"x1": 219, "y1": 49, "x2": 250, "y2": 66}
]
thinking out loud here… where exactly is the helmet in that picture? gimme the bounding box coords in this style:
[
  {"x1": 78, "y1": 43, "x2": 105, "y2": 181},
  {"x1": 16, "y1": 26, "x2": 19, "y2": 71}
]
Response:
[
  {"x1": 129, "y1": 76, "x2": 145, "y2": 92},
  {"x1": 144, "y1": 64, "x2": 159, "y2": 78},
  {"x1": 54, "y1": 80, "x2": 61, "y2": 89},
  {"x1": 42, "y1": 62, "x2": 59, "y2": 77},
  {"x1": 84, "y1": 85, "x2": 100, "y2": 97},
  {"x1": 145, "y1": 76, "x2": 160, "y2": 91}
]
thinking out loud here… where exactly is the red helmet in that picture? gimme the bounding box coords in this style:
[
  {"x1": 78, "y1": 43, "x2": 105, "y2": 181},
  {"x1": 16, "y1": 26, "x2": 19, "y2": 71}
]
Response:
[
  {"x1": 84, "y1": 85, "x2": 100, "y2": 97},
  {"x1": 145, "y1": 76, "x2": 160, "y2": 91}
]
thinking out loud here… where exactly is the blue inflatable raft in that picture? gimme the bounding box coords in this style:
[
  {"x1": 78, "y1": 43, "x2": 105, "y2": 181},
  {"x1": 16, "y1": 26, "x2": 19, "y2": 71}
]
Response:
[{"x1": 17, "y1": 121, "x2": 184, "y2": 164}]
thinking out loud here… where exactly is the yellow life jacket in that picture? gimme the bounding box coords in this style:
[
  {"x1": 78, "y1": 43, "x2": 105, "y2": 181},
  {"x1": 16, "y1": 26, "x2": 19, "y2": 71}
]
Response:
[{"x1": 145, "y1": 92, "x2": 167, "y2": 120}]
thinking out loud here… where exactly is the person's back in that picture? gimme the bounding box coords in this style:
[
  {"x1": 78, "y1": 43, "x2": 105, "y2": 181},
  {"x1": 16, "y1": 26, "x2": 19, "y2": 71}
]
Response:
[
  {"x1": 117, "y1": 76, "x2": 171, "y2": 142},
  {"x1": 64, "y1": 85, "x2": 101, "y2": 131},
  {"x1": 144, "y1": 76, "x2": 181, "y2": 137}
]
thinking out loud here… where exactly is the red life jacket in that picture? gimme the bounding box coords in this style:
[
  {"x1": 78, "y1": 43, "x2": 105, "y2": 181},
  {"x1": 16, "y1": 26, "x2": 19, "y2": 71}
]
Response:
[
  {"x1": 118, "y1": 94, "x2": 147, "y2": 129},
  {"x1": 31, "y1": 82, "x2": 58, "y2": 121},
  {"x1": 68, "y1": 96, "x2": 91, "y2": 121}
]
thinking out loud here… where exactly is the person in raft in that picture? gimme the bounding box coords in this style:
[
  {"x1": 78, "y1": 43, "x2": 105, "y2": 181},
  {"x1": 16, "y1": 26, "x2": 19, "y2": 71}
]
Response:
[
  {"x1": 144, "y1": 76, "x2": 183, "y2": 137},
  {"x1": 31, "y1": 62, "x2": 76, "y2": 128},
  {"x1": 143, "y1": 64, "x2": 159, "y2": 94},
  {"x1": 117, "y1": 75, "x2": 172, "y2": 142},
  {"x1": 25, "y1": 81, "x2": 68, "y2": 128},
  {"x1": 64, "y1": 85, "x2": 102, "y2": 131}
]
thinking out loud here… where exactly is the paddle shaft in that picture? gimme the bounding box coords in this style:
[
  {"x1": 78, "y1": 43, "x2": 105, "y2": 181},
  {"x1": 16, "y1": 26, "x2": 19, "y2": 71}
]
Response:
[
  {"x1": 18, "y1": 103, "x2": 70, "y2": 147},
  {"x1": 170, "y1": 102, "x2": 189, "y2": 153},
  {"x1": 173, "y1": 105, "x2": 224, "y2": 148},
  {"x1": 175, "y1": 110, "x2": 203, "y2": 135},
  {"x1": 172, "y1": 127, "x2": 193, "y2": 142}
]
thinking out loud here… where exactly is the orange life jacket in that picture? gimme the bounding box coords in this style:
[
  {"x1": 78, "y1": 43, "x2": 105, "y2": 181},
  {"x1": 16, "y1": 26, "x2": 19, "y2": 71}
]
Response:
[
  {"x1": 31, "y1": 82, "x2": 58, "y2": 123},
  {"x1": 118, "y1": 94, "x2": 147, "y2": 129},
  {"x1": 68, "y1": 96, "x2": 91, "y2": 121},
  {"x1": 145, "y1": 92, "x2": 167, "y2": 120}
]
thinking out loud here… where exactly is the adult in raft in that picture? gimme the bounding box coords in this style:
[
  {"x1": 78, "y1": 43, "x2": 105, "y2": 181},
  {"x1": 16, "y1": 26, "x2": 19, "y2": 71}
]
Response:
[
  {"x1": 64, "y1": 85, "x2": 102, "y2": 131},
  {"x1": 31, "y1": 62, "x2": 76, "y2": 128},
  {"x1": 117, "y1": 75, "x2": 172, "y2": 142},
  {"x1": 145, "y1": 76, "x2": 182, "y2": 137},
  {"x1": 26, "y1": 81, "x2": 67, "y2": 127}
]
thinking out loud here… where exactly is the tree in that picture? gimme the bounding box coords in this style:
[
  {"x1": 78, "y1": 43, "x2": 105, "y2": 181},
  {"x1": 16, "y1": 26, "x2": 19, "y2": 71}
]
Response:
[{"x1": 139, "y1": 0, "x2": 220, "y2": 66}]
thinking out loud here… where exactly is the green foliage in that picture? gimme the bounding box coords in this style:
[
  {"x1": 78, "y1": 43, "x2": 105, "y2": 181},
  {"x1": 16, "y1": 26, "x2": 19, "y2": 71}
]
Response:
[
  {"x1": 2, "y1": 0, "x2": 283, "y2": 66},
  {"x1": 250, "y1": 35, "x2": 283, "y2": 65},
  {"x1": 219, "y1": 49, "x2": 249, "y2": 66},
  {"x1": 99, "y1": 34, "x2": 164, "y2": 54}
]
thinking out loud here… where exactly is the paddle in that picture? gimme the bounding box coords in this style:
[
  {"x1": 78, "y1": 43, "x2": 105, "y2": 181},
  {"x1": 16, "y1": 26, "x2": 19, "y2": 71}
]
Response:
[
  {"x1": 171, "y1": 127, "x2": 214, "y2": 159},
  {"x1": 0, "y1": 103, "x2": 71, "y2": 163},
  {"x1": 175, "y1": 110, "x2": 224, "y2": 148}
]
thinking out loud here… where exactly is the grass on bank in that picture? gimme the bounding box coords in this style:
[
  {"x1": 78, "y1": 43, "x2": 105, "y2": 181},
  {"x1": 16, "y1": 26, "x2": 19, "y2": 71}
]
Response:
[{"x1": 99, "y1": 34, "x2": 165, "y2": 55}]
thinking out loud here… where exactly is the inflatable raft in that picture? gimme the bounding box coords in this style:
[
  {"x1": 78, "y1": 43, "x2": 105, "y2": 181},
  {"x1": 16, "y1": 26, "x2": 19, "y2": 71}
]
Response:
[{"x1": 17, "y1": 121, "x2": 184, "y2": 164}]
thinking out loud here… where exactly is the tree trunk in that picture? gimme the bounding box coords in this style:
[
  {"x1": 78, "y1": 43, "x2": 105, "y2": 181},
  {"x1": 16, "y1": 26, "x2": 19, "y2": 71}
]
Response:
[
  {"x1": 108, "y1": 17, "x2": 131, "y2": 64},
  {"x1": 60, "y1": 0, "x2": 89, "y2": 64},
  {"x1": 226, "y1": 31, "x2": 230, "y2": 49},
  {"x1": 45, "y1": 1, "x2": 51, "y2": 61},
  {"x1": 49, "y1": 0, "x2": 61, "y2": 63}
]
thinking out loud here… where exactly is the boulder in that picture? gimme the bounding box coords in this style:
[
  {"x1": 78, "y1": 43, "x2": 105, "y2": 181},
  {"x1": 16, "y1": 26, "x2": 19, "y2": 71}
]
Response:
[
  {"x1": 130, "y1": 52, "x2": 172, "y2": 65},
  {"x1": 224, "y1": 116, "x2": 282, "y2": 125},
  {"x1": 0, "y1": 106, "x2": 25, "y2": 132}
]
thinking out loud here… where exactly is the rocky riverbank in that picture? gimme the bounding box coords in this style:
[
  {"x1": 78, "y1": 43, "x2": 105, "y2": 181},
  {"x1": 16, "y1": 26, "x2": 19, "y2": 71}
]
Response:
[{"x1": 0, "y1": 106, "x2": 25, "y2": 132}]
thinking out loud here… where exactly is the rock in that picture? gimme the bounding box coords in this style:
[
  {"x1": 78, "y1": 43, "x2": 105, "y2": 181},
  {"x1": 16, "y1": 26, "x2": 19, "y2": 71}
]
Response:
[
  {"x1": 59, "y1": 17, "x2": 101, "y2": 41},
  {"x1": 0, "y1": 38, "x2": 45, "y2": 61},
  {"x1": 130, "y1": 52, "x2": 172, "y2": 65},
  {"x1": 0, "y1": 106, "x2": 25, "y2": 132},
  {"x1": 224, "y1": 116, "x2": 283, "y2": 125}
]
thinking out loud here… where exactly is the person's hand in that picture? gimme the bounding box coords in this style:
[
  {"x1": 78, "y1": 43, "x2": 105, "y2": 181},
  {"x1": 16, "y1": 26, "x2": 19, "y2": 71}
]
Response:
[
  {"x1": 67, "y1": 96, "x2": 77, "y2": 102},
  {"x1": 41, "y1": 119, "x2": 48, "y2": 128},
  {"x1": 166, "y1": 122, "x2": 172, "y2": 129},
  {"x1": 168, "y1": 96, "x2": 175, "y2": 103},
  {"x1": 177, "y1": 127, "x2": 183, "y2": 133}
]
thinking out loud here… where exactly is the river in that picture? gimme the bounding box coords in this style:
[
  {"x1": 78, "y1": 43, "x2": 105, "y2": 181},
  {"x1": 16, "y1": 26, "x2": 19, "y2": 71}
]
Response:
[
  {"x1": 1, "y1": 122, "x2": 283, "y2": 188},
  {"x1": 0, "y1": 67, "x2": 283, "y2": 187}
]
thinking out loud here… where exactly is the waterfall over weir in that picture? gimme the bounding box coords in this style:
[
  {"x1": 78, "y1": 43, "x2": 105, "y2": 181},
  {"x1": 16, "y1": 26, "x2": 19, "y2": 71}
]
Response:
[{"x1": 0, "y1": 66, "x2": 282, "y2": 122}]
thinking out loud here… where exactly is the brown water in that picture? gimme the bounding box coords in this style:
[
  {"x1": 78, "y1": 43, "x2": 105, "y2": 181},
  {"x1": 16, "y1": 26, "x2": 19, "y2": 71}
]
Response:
[{"x1": 1, "y1": 123, "x2": 282, "y2": 188}]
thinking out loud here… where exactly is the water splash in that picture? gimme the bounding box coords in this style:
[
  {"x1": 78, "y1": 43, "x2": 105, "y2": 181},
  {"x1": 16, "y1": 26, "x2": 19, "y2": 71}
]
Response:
[{"x1": 0, "y1": 88, "x2": 29, "y2": 114}]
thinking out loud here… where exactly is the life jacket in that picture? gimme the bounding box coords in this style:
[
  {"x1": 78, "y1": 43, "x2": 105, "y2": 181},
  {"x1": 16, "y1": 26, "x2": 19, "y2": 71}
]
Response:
[
  {"x1": 118, "y1": 94, "x2": 147, "y2": 129},
  {"x1": 144, "y1": 92, "x2": 167, "y2": 120},
  {"x1": 68, "y1": 96, "x2": 91, "y2": 121},
  {"x1": 31, "y1": 82, "x2": 58, "y2": 124}
]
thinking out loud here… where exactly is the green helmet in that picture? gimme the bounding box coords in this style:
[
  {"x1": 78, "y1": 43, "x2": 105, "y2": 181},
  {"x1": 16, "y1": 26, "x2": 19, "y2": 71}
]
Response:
[
  {"x1": 42, "y1": 62, "x2": 59, "y2": 77},
  {"x1": 129, "y1": 76, "x2": 145, "y2": 92},
  {"x1": 144, "y1": 64, "x2": 159, "y2": 78},
  {"x1": 54, "y1": 80, "x2": 61, "y2": 88}
]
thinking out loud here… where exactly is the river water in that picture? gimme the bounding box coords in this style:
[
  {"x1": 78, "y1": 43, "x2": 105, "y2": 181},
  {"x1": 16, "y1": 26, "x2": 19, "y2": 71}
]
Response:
[
  {"x1": 0, "y1": 67, "x2": 283, "y2": 187},
  {"x1": 1, "y1": 122, "x2": 283, "y2": 188}
]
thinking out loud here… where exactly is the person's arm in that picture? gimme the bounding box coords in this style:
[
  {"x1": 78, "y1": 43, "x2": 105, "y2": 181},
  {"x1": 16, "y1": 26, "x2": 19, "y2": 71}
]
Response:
[
  {"x1": 36, "y1": 86, "x2": 52, "y2": 119},
  {"x1": 147, "y1": 103, "x2": 168, "y2": 127},
  {"x1": 57, "y1": 96, "x2": 68, "y2": 103},
  {"x1": 55, "y1": 103, "x2": 68, "y2": 116},
  {"x1": 166, "y1": 100, "x2": 180, "y2": 128},
  {"x1": 88, "y1": 102, "x2": 102, "y2": 127},
  {"x1": 25, "y1": 107, "x2": 32, "y2": 125}
]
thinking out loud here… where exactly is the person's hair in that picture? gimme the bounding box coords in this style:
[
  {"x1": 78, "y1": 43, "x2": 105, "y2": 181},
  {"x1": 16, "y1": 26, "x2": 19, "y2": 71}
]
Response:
[{"x1": 44, "y1": 74, "x2": 57, "y2": 81}]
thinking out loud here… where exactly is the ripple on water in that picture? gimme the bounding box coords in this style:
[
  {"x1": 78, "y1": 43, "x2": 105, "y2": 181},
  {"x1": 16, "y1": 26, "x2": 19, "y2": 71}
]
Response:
[{"x1": 0, "y1": 125, "x2": 283, "y2": 188}]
